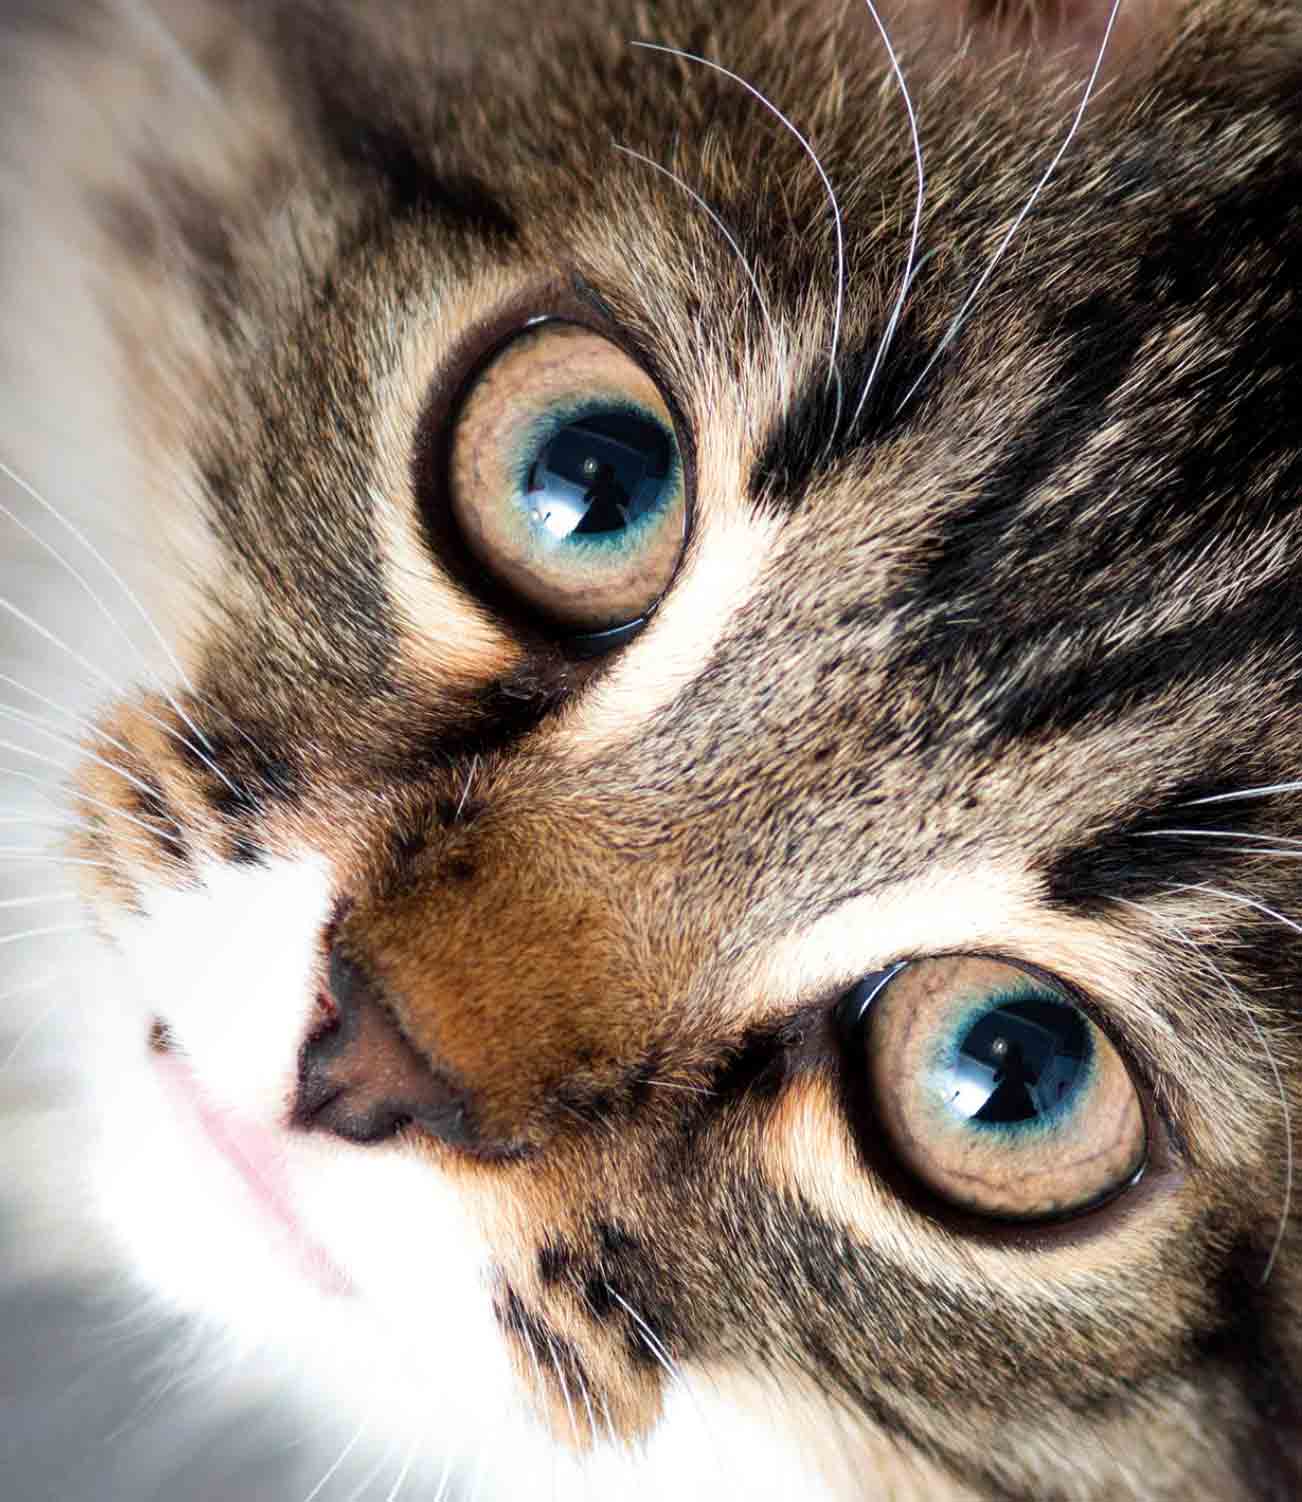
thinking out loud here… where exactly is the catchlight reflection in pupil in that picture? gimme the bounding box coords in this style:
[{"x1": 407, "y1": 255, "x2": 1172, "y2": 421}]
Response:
[
  {"x1": 944, "y1": 997, "x2": 1091, "y2": 1127},
  {"x1": 525, "y1": 410, "x2": 673, "y2": 543}
]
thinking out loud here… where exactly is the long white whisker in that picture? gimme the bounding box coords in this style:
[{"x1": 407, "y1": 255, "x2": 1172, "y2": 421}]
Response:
[
  {"x1": 0, "y1": 590, "x2": 133, "y2": 702},
  {"x1": 849, "y1": 0, "x2": 925, "y2": 427},
  {"x1": 0, "y1": 734, "x2": 166, "y2": 808},
  {"x1": 613, "y1": 144, "x2": 788, "y2": 409},
  {"x1": 1171, "y1": 882, "x2": 1302, "y2": 937},
  {"x1": 380, "y1": 1436, "x2": 419, "y2": 1502},
  {"x1": 455, "y1": 755, "x2": 480, "y2": 821},
  {"x1": 0, "y1": 923, "x2": 88, "y2": 948},
  {"x1": 540, "y1": 1336, "x2": 584, "y2": 1469},
  {"x1": 1141, "y1": 828, "x2": 1302, "y2": 849},
  {"x1": 0, "y1": 893, "x2": 77, "y2": 909},
  {"x1": 0, "y1": 456, "x2": 210, "y2": 740},
  {"x1": 339, "y1": 1439, "x2": 398, "y2": 1502},
  {"x1": 604, "y1": 1287, "x2": 679, "y2": 1382},
  {"x1": 895, "y1": 0, "x2": 1123, "y2": 415},
  {"x1": 603, "y1": 1286, "x2": 727, "y2": 1488},
  {"x1": 0, "y1": 670, "x2": 104, "y2": 737},
  {"x1": 0, "y1": 675, "x2": 222, "y2": 800},
  {"x1": 570, "y1": 1358, "x2": 600, "y2": 1457},
  {"x1": 638, "y1": 1078, "x2": 714, "y2": 1096},
  {"x1": 632, "y1": 41, "x2": 844, "y2": 396},
  {"x1": 299, "y1": 1416, "x2": 369, "y2": 1502},
  {"x1": 1188, "y1": 782, "x2": 1302, "y2": 806},
  {"x1": 0, "y1": 563, "x2": 232, "y2": 793},
  {"x1": 2, "y1": 995, "x2": 66, "y2": 1074},
  {"x1": 0, "y1": 489, "x2": 168, "y2": 704},
  {"x1": 0, "y1": 698, "x2": 139, "y2": 764},
  {"x1": 1, "y1": 765, "x2": 183, "y2": 836},
  {"x1": 0, "y1": 847, "x2": 117, "y2": 871},
  {"x1": 430, "y1": 1446, "x2": 457, "y2": 1502},
  {"x1": 1121, "y1": 894, "x2": 1292, "y2": 1282}
]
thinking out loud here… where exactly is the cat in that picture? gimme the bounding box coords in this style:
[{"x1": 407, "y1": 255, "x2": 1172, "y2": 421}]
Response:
[{"x1": 4, "y1": 0, "x2": 1302, "y2": 1497}]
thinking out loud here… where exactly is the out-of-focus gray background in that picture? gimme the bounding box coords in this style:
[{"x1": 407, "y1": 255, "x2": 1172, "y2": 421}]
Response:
[{"x1": 0, "y1": 1271, "x2": 319, "y2": 1502}]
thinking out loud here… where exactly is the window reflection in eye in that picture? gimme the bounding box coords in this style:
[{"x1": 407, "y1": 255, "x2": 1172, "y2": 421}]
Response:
[{"x1": 847, "y1": 955, "x2": 1147, "y2": 1223}]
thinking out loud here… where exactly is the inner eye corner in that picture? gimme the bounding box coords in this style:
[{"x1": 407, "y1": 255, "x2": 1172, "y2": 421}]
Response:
[
  {"x1": 421, "y1": 314, "x2": 692, "y2": 650},
  {"x1": 840, "y1": 952, "x2": 1152, "y2": 1230}
]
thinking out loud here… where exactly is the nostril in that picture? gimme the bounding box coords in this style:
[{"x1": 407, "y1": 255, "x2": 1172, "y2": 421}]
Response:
[
  {"x1": 307, "y1": 986, "x2": 339, "y2": 1042},
  {"x1": 292, "y1": 945, "x2": 480, "y2": 1151}
]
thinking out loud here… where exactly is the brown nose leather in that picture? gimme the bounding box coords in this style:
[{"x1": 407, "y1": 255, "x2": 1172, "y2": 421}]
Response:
[{"x1": 293, "y1": 948, "x2": 479, "y2": 1149}]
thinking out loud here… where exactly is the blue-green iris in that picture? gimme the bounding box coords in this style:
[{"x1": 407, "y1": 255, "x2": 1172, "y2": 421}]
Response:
[
  {"x1": 933, "y1": 992, "x2": 1093, "y2": 1133},
  {"x1": 513, "y1": 403, "x2": 678, "y2": 555}
]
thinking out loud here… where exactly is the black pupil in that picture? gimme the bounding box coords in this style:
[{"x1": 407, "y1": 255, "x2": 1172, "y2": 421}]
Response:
[
  {"x1": 951, "y1": 998, "x2": 1089, "y2": 1126},
  {"x1": 526, "y1": 411, "x2": 671, "y2": 540}
]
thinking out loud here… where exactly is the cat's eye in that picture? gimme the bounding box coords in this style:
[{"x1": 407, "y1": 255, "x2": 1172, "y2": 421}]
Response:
[
  {"x1": 447, "y1": 321, "x2": 687, "y2": 634},
  {"x1": 848, "y1": 955, "x2": 1147, "y2": 1223}
]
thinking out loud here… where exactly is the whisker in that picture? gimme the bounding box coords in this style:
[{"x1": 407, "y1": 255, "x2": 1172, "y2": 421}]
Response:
[
  {"x1": 544, "y1": 1336, "x2": 583, "y2": 1454},
  {"x1": 0, "y1": 697, "x2": 138, "y2": 763},
  {"x1": 1141, "y1": 828, "x2": 1302, "y2": 848},
  {"x1": 1169, "y1": 881, "x2": 1302, "y2": 937},
  {"x1": 849, "y1": 0, "x2": 926, "y2": 428},
  {"x1": 0, "y1": 589, "x2": 133, "y2": 704},
  {"x1": 1187, "y1": 782, "x2": 1302, "y2": 806},
  {"x1": 339, "y1": 1439, "x2": 399, "y2": 1502},
  {"x1": 613, "y1": 144, "x2": 788, "y2": 409},
  {"x1": 455, "y1": 755, "x2": 480, "y2": 822},
  {"x1": 602, "y1": 1285, "x2": 728, "y2": 1486},
  {"x1": 1, "y1": 766, "x2": 184, "y2": 837},
  {"x1": 430, "y1": 1447, "x2": 457, "y2": 1502},
  {"x1": 0, "y1": 678, "x2": 221, "y2": 800},
  {"x1": 380, "y1": 1436, "x2": 419, "y2": 1502},
  {"x1": 300, "y1": 1416, "x2": 371, "y2": 1502},
  {"x1": 638, "y1": 1079, "x2": 714, "y2": 1096},
  {"x1": 606, "y1": 1286, "x2": 677, "y2": 1376},
  {"x1": 0, "y1": 455, "x2": 214, "y2": 752},
  {"x1": 631, "y1": 41, "x2": 844, "y2": 396},
  {"x1": 569, "y1": 1357, "x2": 600, "y2": 1459},
  {"x1": 0, "y1": 734, "x2": 168, "y2": 809},
  {"x1": 0, "y1": 847, "x2": 117, "y2": 871},
  {"x1": 0, "y1": 670, "x2": 105, "y2": 737},
  {"x1": 0, "y1": 561, "x2": 234, "y2": 795},
  {"x1": 0, "y1": 923, "x2": 88, "y2": 948},
  {"x1": 0, "y1": 893, "x2": 77, "y2": 909},
  {"x1": 1, "y1": 994, "x2": 66, "y2": 1075},
  {"x1": 895, "y1": 0, "x2": 1123, "y2": 415},
  {"x1": 1121, "y1": 894, "x2": 1292, "y2": 1283}
]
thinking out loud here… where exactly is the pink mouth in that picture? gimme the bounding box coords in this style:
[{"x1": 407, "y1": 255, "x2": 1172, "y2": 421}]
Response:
[{"x1": 154, "y1": 1049, "x2": 352, "y2": 1299}]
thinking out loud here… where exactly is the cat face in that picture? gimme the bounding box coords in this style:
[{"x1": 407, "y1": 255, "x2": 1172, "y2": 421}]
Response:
[{"x1": 6, "y1": 0, "x2": 1302, "y2": 1497}]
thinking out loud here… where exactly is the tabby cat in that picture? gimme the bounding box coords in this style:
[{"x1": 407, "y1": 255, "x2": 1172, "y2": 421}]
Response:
[{"x1": 4, "y1": 0, "x2": 1302, "y2": 1497}]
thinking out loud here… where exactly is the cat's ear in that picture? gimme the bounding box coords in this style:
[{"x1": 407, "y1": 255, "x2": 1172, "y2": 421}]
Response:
[{"x1": 907, "y1": 0, "x2": 1170, "y2": 75}]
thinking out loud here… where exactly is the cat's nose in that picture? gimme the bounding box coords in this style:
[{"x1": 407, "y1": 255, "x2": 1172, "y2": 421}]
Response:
[{"x1": 292, "y1": 946, "x2": 483, "y2": 1150}]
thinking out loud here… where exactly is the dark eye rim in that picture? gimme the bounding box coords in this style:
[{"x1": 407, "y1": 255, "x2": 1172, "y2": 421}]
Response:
[
  {"x1": 832, "y1": 950, "x2": 1181, "y2": 1248},
  {"x1": 411, "y1": 277, "x2": 697, "y2": 657}
]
